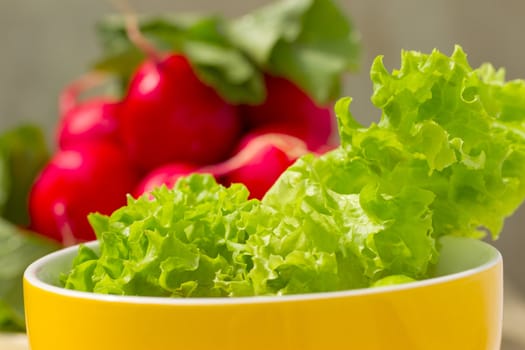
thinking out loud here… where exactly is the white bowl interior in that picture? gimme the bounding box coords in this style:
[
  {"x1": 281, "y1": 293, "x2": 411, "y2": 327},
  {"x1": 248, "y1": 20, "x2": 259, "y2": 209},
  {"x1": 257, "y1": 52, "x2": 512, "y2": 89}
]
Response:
[{"x1": 434, "y1": 236, "x2": 500, "y2": 275}]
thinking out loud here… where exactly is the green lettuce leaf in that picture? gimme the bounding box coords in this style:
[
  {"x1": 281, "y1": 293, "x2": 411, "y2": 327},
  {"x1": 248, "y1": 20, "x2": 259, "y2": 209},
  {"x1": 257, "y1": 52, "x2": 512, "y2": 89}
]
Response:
[
  {"x1": 249, "y1": 45, "x2": 525, "y2": 293},
  {"x1": 258, "y1": 149, "x2": 436, "y2": 292},
  {"x1": 366, "y1": 46, "x2": 525, "y2": 239},
  {"x1": 64, "y1": 46, "x2": 525, "y2": 297},
  {"x1": 63, "y1": 175, "x2": 266, "y2": 297}
]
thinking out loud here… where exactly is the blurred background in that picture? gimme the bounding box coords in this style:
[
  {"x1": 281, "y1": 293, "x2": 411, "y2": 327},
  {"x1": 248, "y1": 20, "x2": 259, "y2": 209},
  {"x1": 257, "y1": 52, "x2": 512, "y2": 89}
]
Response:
[{"x1": 0, "y1": 0, "x2": 524, "y2": 348}]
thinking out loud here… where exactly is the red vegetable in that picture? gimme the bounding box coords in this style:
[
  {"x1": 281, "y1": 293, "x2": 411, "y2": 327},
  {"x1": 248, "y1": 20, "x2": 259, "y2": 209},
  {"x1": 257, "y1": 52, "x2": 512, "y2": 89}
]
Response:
[
  {"x1": 133, "y1": 162, "x2": 198, "y2": 198},
  {"x1": 242, "y1": 74, "x2": 337, "y2": 151},
  {"x1": 205, "y1": 132, "x2": 308, "y2": 199},
  {"x1": 28, "y1": 142, "x2": 139, "y2": 244},
  {"x1": 56, "y1": 73, "x2": 120, "y2": 150},
  {"x1": 119, "y1": 54, "x2": 241, "y2": 171},
  {"x1": 57, "y1": 98, "x2": 120, "y2": 150}
]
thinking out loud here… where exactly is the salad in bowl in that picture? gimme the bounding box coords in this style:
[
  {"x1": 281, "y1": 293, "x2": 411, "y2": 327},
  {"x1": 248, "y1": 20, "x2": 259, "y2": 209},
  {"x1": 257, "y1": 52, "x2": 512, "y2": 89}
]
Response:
[{"x1": 24, "y1": 46, "x2": 521, "y2": 350}]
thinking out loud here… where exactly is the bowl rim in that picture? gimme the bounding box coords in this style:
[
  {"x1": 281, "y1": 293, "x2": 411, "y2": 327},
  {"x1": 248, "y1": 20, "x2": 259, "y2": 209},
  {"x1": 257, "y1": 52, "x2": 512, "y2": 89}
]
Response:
[{"x1": 24, "y1": 237, "x2": 502, "y2": 305}]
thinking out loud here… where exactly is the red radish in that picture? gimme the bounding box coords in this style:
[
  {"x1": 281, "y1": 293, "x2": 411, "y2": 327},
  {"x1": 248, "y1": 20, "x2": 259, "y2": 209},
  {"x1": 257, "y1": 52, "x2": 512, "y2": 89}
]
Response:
[
  {"x1": 133, "y1": 163, "x2": 198, "y2": 198},
  {"x1": 118, "y1": 54, "x2": 241, "y2": 171},
  {"x1": 242, "y1": 74, "x2": 337, "y2": 151},
  {"x1": 239, "y1": 123, "x2": 336, "y2": 156},
  {"x1": 204, "y1": 132, "x2": 309, "y2": 199},
  {"x1": 57, "y1": 73, "x2": 120, "y2": 150},
  {"x1": 58, "y1": 71, "x2": 108, "y2": 116},
  {"x1": 226, "y1": 145, "x2": 292, "y2": 199},
  {"x1": 57, "y1": 98, "x2": 120, "y2": 150},
  {"x1": 28, "y1": 142, "x2": 139, "y2": 244}
]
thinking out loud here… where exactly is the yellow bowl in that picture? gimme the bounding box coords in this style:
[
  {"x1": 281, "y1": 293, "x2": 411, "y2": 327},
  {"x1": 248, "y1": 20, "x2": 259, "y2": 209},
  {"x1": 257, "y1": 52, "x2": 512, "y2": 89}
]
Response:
[{"x1": 24, "y1": 236, "x2": 503, "y2": 350}]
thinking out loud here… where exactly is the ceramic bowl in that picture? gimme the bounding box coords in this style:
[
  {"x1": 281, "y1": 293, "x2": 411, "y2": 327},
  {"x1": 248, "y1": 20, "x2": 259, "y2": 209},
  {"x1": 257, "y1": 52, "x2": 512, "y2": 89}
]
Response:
[{"x1": 23, "y1": 236, "x2": 503, "y2": 350}]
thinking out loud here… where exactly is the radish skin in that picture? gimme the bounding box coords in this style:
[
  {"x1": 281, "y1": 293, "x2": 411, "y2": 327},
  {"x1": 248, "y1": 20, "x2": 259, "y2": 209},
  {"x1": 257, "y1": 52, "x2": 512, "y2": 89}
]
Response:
[
  {"x1": 119, "y1": 54, "x2": 241, "y2": 171},
  {"x1": 57, "y1": 98, "x2": 121, "y2": 150},
  {"x1": 57, "y1": 73, "x2": 121, "y2": 150},
  {"x1": 58, "y1": 72, "x2": 109, "y2": 116},
  {"x1": 133, "y1": 163, "x2": 198, "y2": 198},
  {"x1": 242, "y1": 74, "x2": 337, "y2": 151},
  {"x1": 204, "y1": 132, "x2": 309, "y2": 199},
  {"x1": 28, "y1": 142, "x2": 139, "y2": 244}
]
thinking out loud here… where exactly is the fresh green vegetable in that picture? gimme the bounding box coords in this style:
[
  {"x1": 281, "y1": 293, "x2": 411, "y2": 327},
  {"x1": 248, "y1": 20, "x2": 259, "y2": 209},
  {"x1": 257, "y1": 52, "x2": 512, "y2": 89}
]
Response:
[
  {"x1": 63, "y1": 46, "x2": 525, "y2": 297},
  {"x1": 64, "y1": 176, "x2": 261, "y2": 297},
  {"x1": 96, "y1": 15, "x2": 265, "y2": 105},
  {"x1": 0, "y1": 125, "x2": 49, "y2": 226},
  {"x1": 94, "y1": 0, "x2": 359, "y2": 105},
  {"x1": 0, "y1": 125, "x2": 57, "y2": 332},
  {"x1": 227, "y1": 0, "x2": 360, "y2": 103},
  {"x1": 0, "y1": 220, "x2": 58, "y2": 332}
]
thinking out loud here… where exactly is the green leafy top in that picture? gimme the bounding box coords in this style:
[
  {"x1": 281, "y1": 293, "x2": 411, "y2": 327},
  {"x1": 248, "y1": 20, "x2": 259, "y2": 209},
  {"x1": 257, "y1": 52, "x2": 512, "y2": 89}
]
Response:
[
  {"x1": 94, "y1": 0, "x2": 360, "y2": 104},
  {"x1": 0, "y1": 125, "x2": 56, "y2": 332},
  {"x1": 64, "y1": 176, "x2": 265, "y2": 297},
  {"x1": 0, "y1": 125, "x2": 49, "y2": 226},
  {"x1": 364, "y1": 46, "x2": 525, "y2": 239},
  {"x1": 63, "y1": 46, "x2": 525, "y2": 297},
  {"x1": 227, "y1": 0, "x2": 360, "y2": 103},
  {"x1": 0, "y1": 219, "x2": 58, "y2": 331}
]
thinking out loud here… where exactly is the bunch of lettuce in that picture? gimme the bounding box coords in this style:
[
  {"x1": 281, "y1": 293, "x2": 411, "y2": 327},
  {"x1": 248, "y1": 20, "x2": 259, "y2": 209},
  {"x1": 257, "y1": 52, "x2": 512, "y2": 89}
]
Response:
[{"x1": 63, "y1": 46, "x2": 525, "y2": 296}]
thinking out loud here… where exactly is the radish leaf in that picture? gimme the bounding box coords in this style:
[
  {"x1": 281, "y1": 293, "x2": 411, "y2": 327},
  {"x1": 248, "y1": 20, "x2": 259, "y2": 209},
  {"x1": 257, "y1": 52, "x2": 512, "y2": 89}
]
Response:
[
  {"x1": 0, "y1": 125, "x2": 49, "y2": 226},
  {"x1": 228, "y1": 0, "x2": 360, "y2": 103},
  {"x1": 0, "y1": 219, "x2": 58, "y2": 331},
  {"x1": 93, "y1": 0, "x2": 360, "y2": 104},
  {"x1": 94, "y1": 15, "x2": 265, "y2": 104}
]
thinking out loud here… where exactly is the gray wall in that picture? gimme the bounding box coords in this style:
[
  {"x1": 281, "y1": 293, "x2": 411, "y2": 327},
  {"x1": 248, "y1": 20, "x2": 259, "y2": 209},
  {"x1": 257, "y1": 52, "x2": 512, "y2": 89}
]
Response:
[{"x1": 1, "y1": 1, "x2": 524, "y2": 344}]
